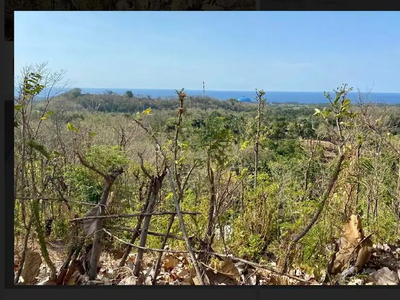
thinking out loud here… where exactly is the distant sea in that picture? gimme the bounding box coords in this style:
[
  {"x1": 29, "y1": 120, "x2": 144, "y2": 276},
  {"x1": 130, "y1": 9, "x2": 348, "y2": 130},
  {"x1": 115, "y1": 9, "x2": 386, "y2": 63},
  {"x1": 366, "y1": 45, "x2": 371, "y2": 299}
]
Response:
[
  {"x1": 80, "y1": 88, "x2": 400, "y2": 104},
  {"x1": 15, "y1": 87, "x2": 400, "y2": 104}
]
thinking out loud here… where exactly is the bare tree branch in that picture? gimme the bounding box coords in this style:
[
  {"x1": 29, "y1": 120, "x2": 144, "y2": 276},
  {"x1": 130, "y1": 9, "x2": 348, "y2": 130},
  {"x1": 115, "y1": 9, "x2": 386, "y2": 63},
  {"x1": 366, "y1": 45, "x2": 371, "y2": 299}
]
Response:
[
  {"x1": 76, "y1": 151, "x2": 108, "y2": 181},
  {"x1": 70, "y1": 211, "x2": 200, "y2": 222}
]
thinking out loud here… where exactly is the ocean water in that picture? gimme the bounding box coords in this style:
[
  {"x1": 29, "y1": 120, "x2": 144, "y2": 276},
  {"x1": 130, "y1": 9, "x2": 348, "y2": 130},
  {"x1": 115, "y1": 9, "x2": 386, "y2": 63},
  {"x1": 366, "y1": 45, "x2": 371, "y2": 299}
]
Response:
[
  {"x1": 79, "y1": 88, "x2": 400, "y2": 104},
  {"x1": 15, "y1": 87, "x2": 400, "y2": 104}
]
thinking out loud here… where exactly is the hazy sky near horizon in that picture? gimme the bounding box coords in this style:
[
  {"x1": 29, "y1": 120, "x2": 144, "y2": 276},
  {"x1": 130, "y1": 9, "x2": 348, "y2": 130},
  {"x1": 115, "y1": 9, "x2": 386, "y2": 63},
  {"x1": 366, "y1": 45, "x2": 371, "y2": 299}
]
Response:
[{"x1": 15, "y1": 11, "x2": 400, "y2": 93}]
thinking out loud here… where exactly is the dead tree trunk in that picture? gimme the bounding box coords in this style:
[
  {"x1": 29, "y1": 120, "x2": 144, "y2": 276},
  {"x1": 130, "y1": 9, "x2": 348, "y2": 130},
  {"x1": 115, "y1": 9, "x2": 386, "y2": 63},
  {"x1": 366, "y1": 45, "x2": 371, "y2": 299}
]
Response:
[
  {"x1": 88, "y1": 181, "x2": 113, "y2": 279},
  {"x1": 397, "y1": 162, "x2": 400, "y2": 219},
  {"x1": 167, "y1": 170, "x2": 205, "y2": 285},
  {"x1": 206, "y1": 158, "x2": 216, "y2": 247},
  {"x1": 355, "y1": 143, "x2": 362, "y2": 209},
  {"x1": 254, "y1": 90, "x2": 265, "y2": 188},
  {"x1": 14, "y1": 217, "x2": 34, "y2": 284},
  {"x1": 77, "y1": 152, "x2": 124, "y2": 280},
  {"x1": 152, "y1": 214, "x2": 175, "y2": 285},
  {"x1": 119, "y1": 199, "x2": 149, "y2": 267},
  {"x1": 131, "y1": 90, "x2": 204, "y2": 284},
  {"x1": 133, "y1": 170, "x2": 167, "y2": 276}
]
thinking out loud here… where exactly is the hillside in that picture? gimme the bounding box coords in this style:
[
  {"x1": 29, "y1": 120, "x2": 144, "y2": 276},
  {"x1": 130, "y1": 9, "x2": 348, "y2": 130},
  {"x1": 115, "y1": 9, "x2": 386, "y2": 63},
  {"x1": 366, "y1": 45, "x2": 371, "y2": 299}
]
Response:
[{"x1": 13, "y1": 70, "x2": 400, "y2": 286}]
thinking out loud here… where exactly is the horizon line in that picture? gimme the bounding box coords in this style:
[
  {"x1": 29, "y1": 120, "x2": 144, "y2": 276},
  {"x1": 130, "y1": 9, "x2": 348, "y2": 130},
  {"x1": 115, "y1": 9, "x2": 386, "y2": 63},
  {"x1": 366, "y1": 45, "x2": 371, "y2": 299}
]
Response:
[
  {"x1": 14, "y1": 86, "x2": 400, "y2": 94},
  {"x1": 76, "y1": 87, "x2": 400, "y2": 94}
]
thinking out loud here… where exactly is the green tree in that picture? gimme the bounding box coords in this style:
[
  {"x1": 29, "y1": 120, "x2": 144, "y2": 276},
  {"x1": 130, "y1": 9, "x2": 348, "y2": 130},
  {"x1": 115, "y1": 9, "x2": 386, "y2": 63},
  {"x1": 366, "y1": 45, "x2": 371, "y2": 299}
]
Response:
[
  {"x1": 14, "y1": 62, "x2": 69, "y2": 283},
  {"x1": 68, "y1": 88, "x2": 82, "y2": 98},
  {"x1": 191, "y1": 111, "x2": 234, "y2": 249},
  {"x1": 125, "y1": 90, "x2": 133, "y2": 98}
]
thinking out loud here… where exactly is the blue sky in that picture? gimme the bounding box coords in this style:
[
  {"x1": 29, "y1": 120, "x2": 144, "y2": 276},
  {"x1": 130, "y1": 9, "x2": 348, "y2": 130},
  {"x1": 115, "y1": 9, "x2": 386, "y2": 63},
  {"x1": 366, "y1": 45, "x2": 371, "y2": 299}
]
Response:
[{"x1": 14, "y1": 11, "x2": 400, "y2": 92}]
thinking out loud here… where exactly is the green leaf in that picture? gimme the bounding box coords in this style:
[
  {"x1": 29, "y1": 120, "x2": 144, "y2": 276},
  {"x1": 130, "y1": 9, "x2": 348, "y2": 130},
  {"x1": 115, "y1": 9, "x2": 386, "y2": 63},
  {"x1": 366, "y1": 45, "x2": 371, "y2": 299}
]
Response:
[
  {"x1": 40, "y1": 110, "x2": 54, "y2": 120},
  {"x1": 53, "y1": 151, "x2": 61, "y2": 157},
  {"x1": 14, "y1": 104, "x2": 23, "y2": 111},
  {"x1": 142, "y1": 107, "x2": 152, "y2": 115},
  {"x1": 333, "y1": 91, "x2": 341, "y2": 106},
  {"x1": 67, "y1": 122, "x2": 79, "y2": 132},
  {"x1": 240, "y1": 140, "x2": 249, "y2": 151},
  {"x1": 342, "y1": 98, "x2": 351, "y2": 108},
  {"x1": 23, "y1": 72, "x2": 45, "y2": 97},
  {"x1": 27, "y1": 140, "x2": 50, "y2": 160},
  {"x1": 165, "y1": 192, "x2": 173, "y2": 201},
  {"x1": 322, "y1": 110, "x2": 331, "y2": 118},
  {"x1": 89, "y1": 132, "x2": 97, "y2": 137}
]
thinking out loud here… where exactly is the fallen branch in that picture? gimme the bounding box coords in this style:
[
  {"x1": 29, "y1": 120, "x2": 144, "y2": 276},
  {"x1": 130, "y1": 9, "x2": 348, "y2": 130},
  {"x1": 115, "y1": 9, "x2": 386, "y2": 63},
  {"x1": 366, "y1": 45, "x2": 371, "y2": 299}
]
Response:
[
  {"x1": 102, "y1": 229, "x2": 308, "y2": 284},
  {"x1": 207, "y1": 251, "x2": 309, "y2": 284},
  {"x1": 70, "y1": 211, "x2": 200, "y2": 222},
  {"x1": 119, "y1": 196, "x2": 149, "y2": 267},
  {"x1": 107, "y1": 227, "x2": 184, "y2": 241},
  {"x1": 103, "y1": 229, "x2": 189, "y2": 254}
]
